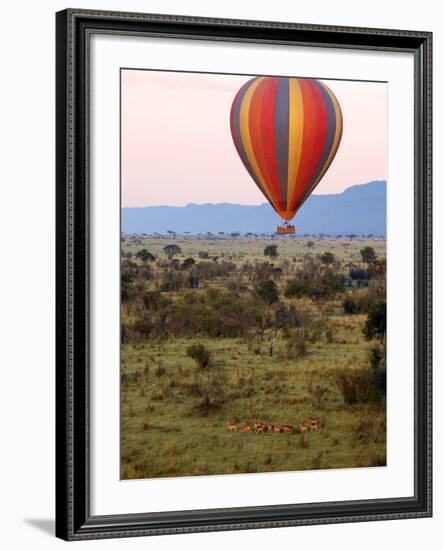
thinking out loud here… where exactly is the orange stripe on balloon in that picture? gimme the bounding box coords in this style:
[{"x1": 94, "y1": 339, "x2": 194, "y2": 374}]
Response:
[
  {"x1": 239, "y1": 78, "x2": 275, "y2": 205},
  {"x1": 286, "y1": 79, "x2": 304, "y2": 215}
]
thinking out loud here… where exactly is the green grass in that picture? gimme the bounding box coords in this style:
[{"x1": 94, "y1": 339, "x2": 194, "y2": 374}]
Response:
[{"x1": 120, "y1": 236, "x2": 386, "y2": 479}]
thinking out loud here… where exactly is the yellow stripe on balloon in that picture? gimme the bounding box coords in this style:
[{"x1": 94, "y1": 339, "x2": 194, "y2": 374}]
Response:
[
  {"x1": 239, "y1": 77, "x2": 274, "y2": 203},
  {"x1": 297, "y1": 81, "x2": 343, "y2": 209},
  {"x1": 286, "y1": 79, "x2": 304, "y2": 211}
]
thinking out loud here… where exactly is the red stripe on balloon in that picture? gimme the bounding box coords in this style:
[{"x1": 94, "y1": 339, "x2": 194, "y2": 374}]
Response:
[
  {"x1": 290, "y1": 80, "x2": 317, "y2": 209},
  {"x1": 248, "y1": 79, "x2": 274, "y2": 203},
  {"x1": 259, "y1": 78, "x2": 284, "y2": 212},
  {"x1": 299, "y1": 80, "x2": 329, "y2": 203}
]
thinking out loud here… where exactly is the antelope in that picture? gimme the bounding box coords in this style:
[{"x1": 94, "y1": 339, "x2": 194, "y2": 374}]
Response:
[
  {"x1": 227, "y1": 421, "x2": 237, "y2": 432},
  {"x1": 283, "y1": 424, "x2": 294, "y2": 434},
  {"x1": 310, "y1": 417, "x2": 319, "y2": 431},
  {"x1": 242, "y1": 422, "x2": 251, "y2": 433},
  {"x1": 256, "y1": 424, "x2": 265, "y2": 433},
  {"x1": 267, "y1": 423, "x2": 274, "y2": 432},
  {"x1": 274, "y1": 424, "x2": 282, "y2": 433},
  {"x1": 254, "y1": 421, "x2": 264, "y2": 431},
  {"x1": 299, "y1": 423, "x2": 308, "y2": 434}
]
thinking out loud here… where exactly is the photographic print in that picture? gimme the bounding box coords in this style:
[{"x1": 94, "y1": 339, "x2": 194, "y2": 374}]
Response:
[{"x1": 120, "y1": 69, "x2": 387, "y2": 480}]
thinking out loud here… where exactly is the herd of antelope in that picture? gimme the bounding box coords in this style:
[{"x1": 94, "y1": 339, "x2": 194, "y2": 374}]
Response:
[{"x1": 227, "y1": 418, "x2": 319, "y2": 434}]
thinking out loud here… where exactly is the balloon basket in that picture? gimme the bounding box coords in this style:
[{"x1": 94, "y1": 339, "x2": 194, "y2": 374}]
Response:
[{"x1": 276, "y1": 223, "x2": 296, "y2": 236}]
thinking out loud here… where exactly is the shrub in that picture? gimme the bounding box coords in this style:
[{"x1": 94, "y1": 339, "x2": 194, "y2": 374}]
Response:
[
  {"x1": 343, "y1": 289, "x2": 382, "y2": 315},
  {"x1": 363, "y1": 301, "x2": 386, "y2": 342},
  {"x1": 284, "y1": 280, "x2": 313, "y2": 299},
  {"x1": 182, "y1": 257, "x2": 195, "y2": 269},
  {"x1": 264, "y1": 245, "x2": 278, "y2": 258},
  {"x1": 286, "y1": 332, "x2": 307, "y2": 359},
  {"x1": 349, "y1": 268, "x2": 370, "y2": 281},
  {"x1": 163, "y1": 244, "x2": 182, "y2": 258},
  {"x1": 143, "y1": 291, "x2": 162, "y2": 311},
  {"x1": 335, "y1": 363, "x2": 386, "y2": 406},
  {"x1": 186, "y1": 343, "x2": 212, "y2": 368},
  {"x1": 191, "y1": 374, "x2": 225, "y2": 415},
  {"x1": 335, "y1": 370, "x2": 372, "y2": 405},
  {"x1": 343, "y1": 296, "x2": 358, "y2": 314},
  {"x1": 285, "y1": 272, "x2": 342, "y2": 301},
  {"x1": 161, "y1": 272, "x2": 185, "y2": 292},
  {"x1": 320, "y1": 252, "x2": 335, "y2": 265},
  {"x1": 136, "y1": 249, "x2": 156, "y2": 262},
  {"x1": 154, "y1": 365, "x2": 166, "y2": 377},
  {"x1": 256, "y1": 280, "x2": 279, "y2": 305},
  {"x1": 360, "y1": 246, "x2": 377, "y2": 264}
]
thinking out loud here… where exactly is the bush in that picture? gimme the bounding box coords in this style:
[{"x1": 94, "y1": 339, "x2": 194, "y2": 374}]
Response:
[
  {"x1": 264, "y1": 245, "x2": 278, "y2": 258},
  {"x1": 256, "y1": 280, "x2": 279, "y2": 305},
  {"x1": 363, "y1": 301, "x2": 386, "y2": 342},
  {"x1": 286, "y1": 332, "x2": 307, "y2": 359},
  {"x1": 143, "y1": 291, "x2": 162, "y2": 311},
  {"x1": 360, "y1": 246, "x2": 377, "y2": 264},
  {"x1": 190, "y1": 373, "x2": 226, "y2": 415},
  {"x1": 285, "y1": 270, "x2": 343, "y2": 301},
  {"x1": 136, "y1": 249, "x2": 155, "y2": 262},
  {"x1": 163, "y1": 244, "x2": 182, "y2": 257},
  {"x1": 320, "y1": 252, "x2": 335, "y2": 265},
  {"x1": 335, "y1": 361, "x2": 386, "y2": 406},
  {"x1": 182, "y1": 257, "x2": 195, "y2": 269},
  {"x1": 186, "y1": 343, "x2": 212, "y2": 368},
  {"x1": 349, "y1": 268, "x2": 370, "y2": 281},
  {"x1": 342, "y1": 289, "x2": 382, "y2": 315},
  {"x1": 335, "y1": 369, "x2": 373, "y2": 405},
  {"x1": 161, "y1": 272, "x2": 185, "y2": 292},
  {"x1": 343, "y1": 296, "x2": 358, "y2": 314}
]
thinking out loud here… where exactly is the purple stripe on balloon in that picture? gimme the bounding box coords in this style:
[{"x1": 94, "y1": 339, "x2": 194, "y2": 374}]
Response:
[{"x1": 274, "y1": 78, "x2": 290, "y2": 210}]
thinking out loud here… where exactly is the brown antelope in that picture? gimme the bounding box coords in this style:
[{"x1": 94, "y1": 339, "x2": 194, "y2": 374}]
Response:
[
  {"x1": 310, "y1": 417, "x2": 319, "y2": 431},
  {"x1": 227, "y1": 421, "x2": 237, "y2": 432},
  {"x1": 267, "y1": 423, "x2": 274, "y2": 432},
  {"x1": 299, "y1": 423, "x2": 308, "y2": 434},
  {"x1": 256, "y1": 424, "x2": 265, "y2": 433},
  {"x1": 254, "y1": 421, "x2": 264, "y2": 431},
  {"x1": 273, "y1": 424, "x2": 281, "y2": 433},
  {"x1": 283, "y1": 424, "x2": 294, "y2": 434},
  {"x1": 242, "y1": 422, "x2": 251, "y2": 433}
]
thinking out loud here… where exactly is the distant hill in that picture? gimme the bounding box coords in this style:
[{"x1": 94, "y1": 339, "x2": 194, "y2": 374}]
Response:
[{"x1": 122, "y1": 180, "x2": 386, "y2": 236}]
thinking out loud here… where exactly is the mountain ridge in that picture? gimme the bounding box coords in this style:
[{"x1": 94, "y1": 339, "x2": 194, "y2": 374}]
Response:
[{"x1": 122, "y1": 180, "x2": 386, "y2": 236}]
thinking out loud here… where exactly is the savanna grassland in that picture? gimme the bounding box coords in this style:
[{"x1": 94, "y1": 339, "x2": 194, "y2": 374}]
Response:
[{"x1": 121, "y1": 235, "x2": 387, "y2": 480}]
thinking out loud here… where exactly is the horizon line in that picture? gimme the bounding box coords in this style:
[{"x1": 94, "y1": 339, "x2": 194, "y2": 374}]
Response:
[{"x1": 122, "y1": 180, "x2": 386, "y2": 209}]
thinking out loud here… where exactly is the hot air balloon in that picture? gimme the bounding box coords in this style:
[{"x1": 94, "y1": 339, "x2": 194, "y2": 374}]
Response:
[{"x1": 230, "y1": 77, "x2": 343, "y2": 235}]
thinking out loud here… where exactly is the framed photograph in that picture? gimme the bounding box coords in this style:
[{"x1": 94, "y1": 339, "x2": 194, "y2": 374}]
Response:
[{"x1": 56, "y1": 9, "x2": 432, "y2": 541}]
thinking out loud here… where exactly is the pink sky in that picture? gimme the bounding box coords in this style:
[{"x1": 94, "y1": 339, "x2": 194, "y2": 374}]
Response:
[{"x1": 121, "y1": 70, "x2": 387, "y2": 207}]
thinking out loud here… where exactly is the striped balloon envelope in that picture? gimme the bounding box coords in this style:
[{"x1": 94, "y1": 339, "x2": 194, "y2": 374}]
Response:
[{"x1": 230, "y1": 77, "x2": 343, "y2": 221}]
